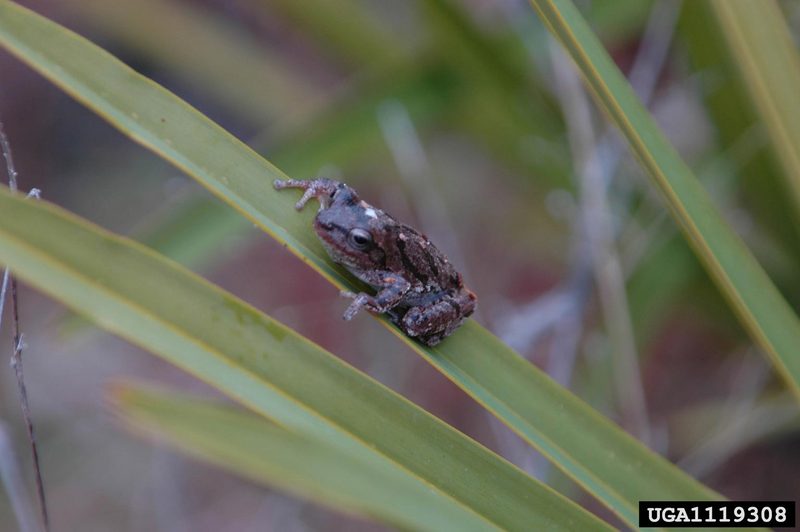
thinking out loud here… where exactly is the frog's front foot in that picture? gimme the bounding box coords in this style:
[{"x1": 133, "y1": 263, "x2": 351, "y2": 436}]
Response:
[
  {"x1": 340, "y1": 291, "x2": 366, "y2": 320},
  {"x1": 340, "y1": 290, "x2": 386, "y2": 320},
  {"x1": 274, "y1": 178, "x2": 340, "y2": 211},
  {"x1": 339, "y1": 275, "x2": 411, "y2": 320}
]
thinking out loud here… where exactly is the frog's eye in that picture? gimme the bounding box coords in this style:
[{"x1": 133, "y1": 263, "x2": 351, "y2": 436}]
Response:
[{"x1": 347, "y1": 228, "x2": 373, "y2": 250}]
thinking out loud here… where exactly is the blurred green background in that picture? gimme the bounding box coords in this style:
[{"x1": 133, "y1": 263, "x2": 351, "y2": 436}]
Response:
[{"x1": 1, "y1": 0, "x2": 798, "y2": 530}]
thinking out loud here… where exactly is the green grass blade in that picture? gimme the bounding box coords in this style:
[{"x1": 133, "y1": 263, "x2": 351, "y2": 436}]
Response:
[
  {"x1": 0, "y1": 187, "x2": 610, "y2": 532},
  {"x1": 708, "y1": 0, "x2": 800, "y2": 219},
  {"x1": 110, "y1": 383, "x2": 488, "y2": 532},
  {"x1": 527, "y1": 0, "x2": 800, "y2": 398},
  {"x1": 0, "y1": 2, "x2": 726, "y2": 526},
  {"x1": 680, "y1": 1, "x2": 800, "y2": 277}
]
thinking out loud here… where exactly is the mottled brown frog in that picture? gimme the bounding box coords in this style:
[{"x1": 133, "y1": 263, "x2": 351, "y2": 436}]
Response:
[{"x1": 274, "y1": 178, "x2": 477, "y2": 346}]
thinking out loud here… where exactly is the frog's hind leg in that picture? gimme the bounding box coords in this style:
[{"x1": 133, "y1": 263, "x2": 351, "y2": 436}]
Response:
[{"x1": 401, "y1": 291, "x2": 476, "y2": 346}]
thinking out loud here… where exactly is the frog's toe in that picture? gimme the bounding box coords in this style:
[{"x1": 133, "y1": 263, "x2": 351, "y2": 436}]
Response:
[
  {"x1": 342, "y1": 292, "x2": 371, "y2": 320},
  {"x1": 342, "y1": 305, "x2": 358, "y2": 321}
]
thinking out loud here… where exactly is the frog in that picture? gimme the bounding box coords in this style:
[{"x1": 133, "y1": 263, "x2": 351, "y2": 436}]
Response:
[{"x1": 274, "y1": 178, "x2": 477, "y2": 346}]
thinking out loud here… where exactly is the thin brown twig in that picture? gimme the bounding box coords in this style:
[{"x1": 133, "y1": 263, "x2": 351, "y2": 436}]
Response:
[{"x1": 0, "y1": 116, "x2": 50, "y2": 532}]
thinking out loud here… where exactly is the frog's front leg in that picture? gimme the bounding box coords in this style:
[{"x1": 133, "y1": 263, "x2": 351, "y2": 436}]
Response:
[
  {"x1": 401, "y1": 289, "x2": 477, "y2": 345},
  {"x1": 340, "y1": 273, "x2": 411, "y2": 321},
  {"x1": 274, "y1": 178, "x2": 341, "y2": 211}
]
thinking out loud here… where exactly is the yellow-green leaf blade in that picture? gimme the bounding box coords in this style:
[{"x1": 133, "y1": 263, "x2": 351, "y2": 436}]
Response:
[
  {"x1": 111, "y1": 383, "x2": 483, "y2": 532},
  {"x1": 418, "y1": 324, "x2": 722, "y2": 528},
  {"x1": 679, "y1": 1, "x2": 800, "y2": 275},
  {"x1": 709, "y1": 0, "x2": 800, "y2": 218},
  {"x1": 0, "y1": 187, "x2": 609, "y2": 532},
  {"x1": 527, "y1": 0, "x2": 800, "y2": 398}
]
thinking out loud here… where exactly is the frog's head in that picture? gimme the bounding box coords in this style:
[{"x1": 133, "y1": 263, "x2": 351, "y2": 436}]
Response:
[{"x1": 313, "y1": 186, "x2": 386, "y2": 272}]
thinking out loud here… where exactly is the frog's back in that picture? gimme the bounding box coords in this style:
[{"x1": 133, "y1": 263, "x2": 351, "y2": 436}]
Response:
[{"x1": 382, "y1": 222, "x2": 463, "y2": 292}]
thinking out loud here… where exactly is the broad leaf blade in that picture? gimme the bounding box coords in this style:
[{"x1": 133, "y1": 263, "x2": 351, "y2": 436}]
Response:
[
  {"x1": 0, "y1": 2, "x2": 725, "y2": 527},
  {"x1": 112, "y1": 383, "x2": 485, "y2": 532},
  {"x1": 527, "y1": 0, "x2": 800, "y2": 397},
  {"x1": 0, "y1": 187, "x2": 608, "y2": 532}
]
